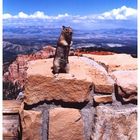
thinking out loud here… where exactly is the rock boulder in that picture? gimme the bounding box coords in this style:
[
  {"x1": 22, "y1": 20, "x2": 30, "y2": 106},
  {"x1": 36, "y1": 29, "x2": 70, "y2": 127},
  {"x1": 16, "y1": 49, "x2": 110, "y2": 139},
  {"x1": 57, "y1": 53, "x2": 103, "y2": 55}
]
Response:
[
  {"x1": 24, "y1": 56, "x2": 114, "y2": 105},
  {"x1": 111, "y1": 70, "x2": 137, "y2": 102}
]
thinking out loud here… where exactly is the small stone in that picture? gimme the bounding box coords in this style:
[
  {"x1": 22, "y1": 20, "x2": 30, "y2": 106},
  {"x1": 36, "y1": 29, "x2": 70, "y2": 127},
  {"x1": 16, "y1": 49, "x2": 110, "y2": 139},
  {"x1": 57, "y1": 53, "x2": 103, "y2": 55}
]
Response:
[{"x1": 93, "y1": 95, "x2": 112, "y2": 103}]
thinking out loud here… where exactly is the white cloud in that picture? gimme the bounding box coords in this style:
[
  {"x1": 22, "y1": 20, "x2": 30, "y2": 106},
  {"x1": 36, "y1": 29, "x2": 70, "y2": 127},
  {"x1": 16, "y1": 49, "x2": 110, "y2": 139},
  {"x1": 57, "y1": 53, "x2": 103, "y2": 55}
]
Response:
[
  {"x1": 29, "y1": 11, "x2": 48, "y2": 18},
  {"x1": 98, "y1": 6, "x2": 137, "y2": 20},
  {"x1": 3, "y1": 6, "x2": 137, "y2": 21},
  {"x1": 3, "y1": 11, "x2": 70, "y2": 20},
  {"x1": 18, "y1": 12, "x2": 28, "y2": 18},
  {"x1": 3, "y1": 13, "x2": 13, "y2": 19},
  {"x1": 54, "y1": 13, "x2": 69, "y2": 19},
  {"x1": 3, "y1": 6, "x2": 137, "y2": 29}
]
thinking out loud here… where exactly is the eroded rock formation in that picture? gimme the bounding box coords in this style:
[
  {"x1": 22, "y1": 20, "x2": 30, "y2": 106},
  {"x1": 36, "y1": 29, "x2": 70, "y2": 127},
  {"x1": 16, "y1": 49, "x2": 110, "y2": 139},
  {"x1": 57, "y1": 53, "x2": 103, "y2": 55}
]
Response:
[{"x1": 3, "y1": 45, "x2": 56, "y2": 100}]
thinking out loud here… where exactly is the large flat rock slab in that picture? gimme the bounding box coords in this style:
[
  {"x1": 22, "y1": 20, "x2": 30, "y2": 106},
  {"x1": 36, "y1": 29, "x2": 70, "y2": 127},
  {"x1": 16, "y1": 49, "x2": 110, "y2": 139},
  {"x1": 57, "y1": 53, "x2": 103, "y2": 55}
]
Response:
[
  {"x1": 48, "y1": 108, "x2": 85, "y2": 140},
  {"x1": 83, "y1": 54, "x2": 137, "y2": 72},
  {"x1": 25, "y1": 56, "x2": 114, "y2": 105}
]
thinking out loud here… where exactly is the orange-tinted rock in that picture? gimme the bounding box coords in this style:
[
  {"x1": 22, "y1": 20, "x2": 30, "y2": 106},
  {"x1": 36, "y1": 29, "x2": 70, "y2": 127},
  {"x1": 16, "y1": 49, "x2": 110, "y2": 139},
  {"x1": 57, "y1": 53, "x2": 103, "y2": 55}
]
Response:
[
  {"x1": 83, "y1": 54, "x2": 137, "y2": 72},
  {"x1": 3, "y1": 100, "x2": 21, "y2": 114},
  {"x1": 48, "y1": 108, "x2": 85, "y2": 140},
  {"x1": 111, "y1": 70, "x2": 137, "y2": 102},
  {"x1": 21, "y1": 110, "x2": 42, "y2": 140},
  {"x1": 81, "y1": 51, "x2": 115, "y2": 55},
  {"x1": 24, "y1": 56, "x2": 114, "y2": 105},
  {"x1": 25, "y1": 58, "x2": 92, "y2": 104},
  {"x1": 82, "y1": 57, "x2": 114, "y2": 94},
  {"x1": 93, "y1": 95, "x2": 112, "y2": 103},
  {"x1": 6, "y1": 45, "x2": 56, "y2": 87},
  {"x1": 3, "y1": 46, "x2": 56, "y2": 99}
]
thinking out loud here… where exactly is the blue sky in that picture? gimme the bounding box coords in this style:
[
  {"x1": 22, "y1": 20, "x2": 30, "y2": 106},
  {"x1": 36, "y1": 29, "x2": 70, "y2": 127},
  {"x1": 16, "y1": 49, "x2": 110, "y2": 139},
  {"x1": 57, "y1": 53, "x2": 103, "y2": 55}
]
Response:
[
  {"x1": 3, "y1": 0, "x2": 137, "y2": 29},
  {"x1": 3, "y1": 0, "x2": 137, "y2": 15}
]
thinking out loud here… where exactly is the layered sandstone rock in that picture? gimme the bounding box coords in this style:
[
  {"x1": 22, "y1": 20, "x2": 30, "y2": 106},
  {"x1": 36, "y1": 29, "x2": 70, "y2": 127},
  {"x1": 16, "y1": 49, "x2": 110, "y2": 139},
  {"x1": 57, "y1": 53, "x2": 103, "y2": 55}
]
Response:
[
  {"x1": 92, "y1": 105, "x2": 137, "y2": 140},
  {"x1": 49, "y1": 108, "x2": 85, "y2": 140},
  {"x1": 24, "y1": 56, "x2": 114, "y2": 105},
  {"x1": 111, "y1": 70, "x2": 137, "y2": 102},
  {"x1": 83, "y1": 54, "x2": 137, "y2": 72},
  {"x1": 6, "y1": 45, "x2": 56, "y2": 86}
]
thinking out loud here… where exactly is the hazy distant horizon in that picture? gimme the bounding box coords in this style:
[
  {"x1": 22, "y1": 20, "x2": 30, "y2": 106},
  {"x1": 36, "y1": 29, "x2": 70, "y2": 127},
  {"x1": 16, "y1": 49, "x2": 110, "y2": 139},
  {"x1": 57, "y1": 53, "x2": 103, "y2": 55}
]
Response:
[{"x1": 3, "y1": 0, "x2": 137, "y2": 61}]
